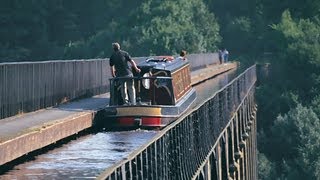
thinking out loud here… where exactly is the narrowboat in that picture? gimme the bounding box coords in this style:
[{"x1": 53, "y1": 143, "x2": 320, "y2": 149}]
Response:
[{"x1": 103, "y1": 56, "x2": 196, "y2": 128}]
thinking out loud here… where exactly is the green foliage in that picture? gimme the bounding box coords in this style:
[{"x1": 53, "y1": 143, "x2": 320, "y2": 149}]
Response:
[
  {"x1": 262, "y1": 0, "x2": 320, "y2": 21},
  {"x1": 204, "y1": 0, "x2": 320, "y2": 179},
  {"x1": 0, "y1": 0, "x2": 221, "y2": 61},
  {"x1": 253, "y1": 8, "x2": 320, "y2": 179},
  {"x1": 258, "y1": 152, "x2": 276, "y2": 180},
  {"x1": 65, "y1": 0, "x2": 221, "y2": 58},
  {"x1": 272, "y1": 10, "x2": 320, "y2": 101},
  {"x1": 133, "y1": 0, "x2": 220, "y2": 55},
  {"x1": 205, "y1": 0, "x2": 264, "y2": 55},
  {"x1": 0, "y1": 0, "x2": 141, "y2": 61},
  {"x1": 223, "y1": 16, "x2": 253, "y2": 53},
  {"x1": 311, "y1": 96, "x2": 320, "y2": 117},
  {"x1": 272, "y1": 10, "x2": 302, "y2": 39},
  {"x1": 3, "y1": 1, "x2": 320, "y2": 178},
  {"x1": 270, "y1": 104, "x2": 320, "y2": 179}
]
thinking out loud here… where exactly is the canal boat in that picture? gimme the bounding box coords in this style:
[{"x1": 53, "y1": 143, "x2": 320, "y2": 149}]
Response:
[{"x1": 103, "y1": 56, "x2": 196, "y2": 128}]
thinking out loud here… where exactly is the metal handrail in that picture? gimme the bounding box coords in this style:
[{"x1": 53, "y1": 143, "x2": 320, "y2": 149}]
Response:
[{"x1": 98, "y1": 64, "x2": 256, "y2": 179}]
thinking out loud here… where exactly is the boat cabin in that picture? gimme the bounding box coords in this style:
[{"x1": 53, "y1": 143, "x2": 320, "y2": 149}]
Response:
[{"x1": 109, "y1": 56, "x2": 192, "y2": 106}]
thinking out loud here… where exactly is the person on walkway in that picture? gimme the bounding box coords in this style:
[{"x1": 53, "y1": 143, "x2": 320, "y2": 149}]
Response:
[
  {"x1": 223, "y1": 48, "x2": 229, "y2": 63},
  {"x1": 218, "y1": 49, "x2": 223, "y2": 64},
  {"x1": 109, "y1": 42, "x2": 141, "y2": 105}
]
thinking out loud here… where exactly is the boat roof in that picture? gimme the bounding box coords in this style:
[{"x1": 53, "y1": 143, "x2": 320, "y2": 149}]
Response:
[{"x1": 137, "y1": 56, "x2": 189, "y2": 72}]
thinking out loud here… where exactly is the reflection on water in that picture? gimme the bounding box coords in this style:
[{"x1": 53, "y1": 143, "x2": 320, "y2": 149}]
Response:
[
  {"x1": 0, "y1": 67, "x2": 241, "y2": 179},
  {"x1": 1, "y1": 130, "x2": 157, "y2": 179}
]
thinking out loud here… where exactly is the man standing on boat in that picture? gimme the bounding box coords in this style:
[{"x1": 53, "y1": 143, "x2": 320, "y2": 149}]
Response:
[{"x1": 109, "y1": 42, "x2": 141, "y2": 105}]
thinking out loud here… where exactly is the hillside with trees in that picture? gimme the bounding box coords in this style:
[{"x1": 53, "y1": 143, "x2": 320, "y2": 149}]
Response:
[
  {"x1": 0, "y1": 0, "x2": 220, "y2": 61},
  {"x1": 1, "y1": 0, "x2": 320, "y2": 179}
]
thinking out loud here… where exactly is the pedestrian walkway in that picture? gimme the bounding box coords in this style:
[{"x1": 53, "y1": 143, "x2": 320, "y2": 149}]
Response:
[
  {"x1": 0, "y1": 62, "x2": 236, "y2": 166},
  {"x1": 191, "y1": 62, "x2": 237, "y2": 85}
]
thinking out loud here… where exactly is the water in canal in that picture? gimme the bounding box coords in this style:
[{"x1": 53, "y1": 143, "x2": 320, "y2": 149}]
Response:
[
  {"x1": 1, "y1": 130, "x2": 157, "y2": 179},
  {"x1": 1, "y1": 67, "x2": 241, "y2": 179}
]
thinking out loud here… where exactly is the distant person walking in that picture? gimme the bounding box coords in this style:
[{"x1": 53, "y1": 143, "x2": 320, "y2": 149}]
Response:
[
  {"x1": 223, "y1": 48, "x2": 229, "y2": 63},
  {"x1": 109, "y1": 42, "x2": 141, "y2": 105},
  {"x1": 218, "y1": 49, "x2": 223, "y2": 64}
]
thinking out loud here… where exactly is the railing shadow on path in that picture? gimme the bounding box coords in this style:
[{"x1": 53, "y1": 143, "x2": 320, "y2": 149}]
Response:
[{"x1": 56, "y1": 95, "x2": 110, "y2": 112}]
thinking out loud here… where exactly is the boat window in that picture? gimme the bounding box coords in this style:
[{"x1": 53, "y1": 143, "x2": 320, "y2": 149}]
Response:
[{"x1": 142, "y1": 73, "x2": 150, "y2": 89}]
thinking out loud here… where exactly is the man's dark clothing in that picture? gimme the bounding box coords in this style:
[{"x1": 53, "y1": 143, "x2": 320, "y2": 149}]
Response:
[{"x1": 110, "y1": 50, "x2": 133, "y2": 76}]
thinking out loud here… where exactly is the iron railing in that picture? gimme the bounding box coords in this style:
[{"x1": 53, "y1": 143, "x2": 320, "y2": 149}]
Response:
[
  {"x1": 0, "y1": 53, "x2": 218, "y2": 120},
  {"x1": 98, "y1": 65, "x2": 257, "y2": 180},
  {"x1": 0, "y1": 60, "x2": 109, "y2": 119}
]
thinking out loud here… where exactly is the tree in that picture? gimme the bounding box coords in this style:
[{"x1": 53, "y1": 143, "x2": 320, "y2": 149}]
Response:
[
  {"x1": 270, "y1": 104, "x2": 320, "y2": 179},
  {"x1": 65, "y1": 0, "x2": 221, "y2": 58},
  {"x1": 272, "y1": 10, "x2": 320, "y2": 102},
  {"x1": 204, "y1": 0, "x2": 264, "y2": 56},
  {"x1": 258, "y1": 152, "x2": 276, "y2": 180},
  {"x1": 134, "y1": 0, "x2": 220, "y2": 55}
]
